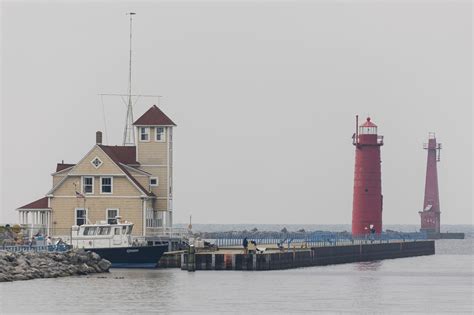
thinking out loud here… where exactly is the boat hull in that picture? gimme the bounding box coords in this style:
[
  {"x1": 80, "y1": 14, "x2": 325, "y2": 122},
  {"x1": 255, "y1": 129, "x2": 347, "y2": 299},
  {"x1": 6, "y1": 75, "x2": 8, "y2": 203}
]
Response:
[{"x1": 87, "y1": 245, "x2": 168, "y2": 268}]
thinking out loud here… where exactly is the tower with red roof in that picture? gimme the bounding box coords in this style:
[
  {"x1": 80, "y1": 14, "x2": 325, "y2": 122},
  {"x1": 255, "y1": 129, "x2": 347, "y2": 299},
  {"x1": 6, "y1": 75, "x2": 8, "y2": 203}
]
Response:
[
  {"x1": 419, "y1": 133, "x2": 441, "y2": 234},
  {"x1": 352, "y1": 116, "x2": 384, "y2": 236},
  {"x1": 133, "y1": 105, "x2": 177, "y2": 228}
]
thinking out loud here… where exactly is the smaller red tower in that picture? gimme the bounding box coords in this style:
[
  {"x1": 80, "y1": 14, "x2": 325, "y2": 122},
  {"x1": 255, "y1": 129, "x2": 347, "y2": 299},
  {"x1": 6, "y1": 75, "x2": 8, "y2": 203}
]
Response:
[
  {"x1": 352, "y1": 116, "x2": 384, "y2": 236},
  {"x1": 419, "y1": 133, "x2": 441, "y2": 233}
]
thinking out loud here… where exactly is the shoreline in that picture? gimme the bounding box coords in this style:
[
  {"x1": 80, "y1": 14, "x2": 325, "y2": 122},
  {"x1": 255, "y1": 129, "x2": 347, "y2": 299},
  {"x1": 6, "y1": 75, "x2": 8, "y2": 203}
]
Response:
[{"x1": 0, "y1": 249, "x2": 111, "y2": 282}]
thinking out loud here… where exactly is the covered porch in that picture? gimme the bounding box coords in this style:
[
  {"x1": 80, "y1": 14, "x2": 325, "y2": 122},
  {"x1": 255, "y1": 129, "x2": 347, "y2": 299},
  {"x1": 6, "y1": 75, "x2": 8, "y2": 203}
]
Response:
[{"x1": 16, "y1": 197, "x2": 52, "y2": 237}]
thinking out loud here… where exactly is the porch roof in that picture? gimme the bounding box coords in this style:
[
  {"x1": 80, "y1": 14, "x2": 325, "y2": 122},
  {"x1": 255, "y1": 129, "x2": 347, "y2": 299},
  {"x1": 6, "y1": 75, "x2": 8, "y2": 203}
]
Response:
[{"x1": 17, "y1": 197, "x2": 51, "y2": 210}]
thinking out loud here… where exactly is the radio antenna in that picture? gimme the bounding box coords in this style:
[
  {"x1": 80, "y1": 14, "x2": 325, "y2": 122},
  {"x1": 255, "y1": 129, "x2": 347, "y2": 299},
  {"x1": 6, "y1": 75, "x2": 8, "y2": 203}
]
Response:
[{"x1": 122, "y1": 12, "x2": 136, "y2": 146}]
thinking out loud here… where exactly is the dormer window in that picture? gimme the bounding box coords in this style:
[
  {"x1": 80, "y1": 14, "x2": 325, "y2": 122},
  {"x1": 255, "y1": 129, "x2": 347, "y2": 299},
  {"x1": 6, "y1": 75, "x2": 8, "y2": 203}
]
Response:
[
  {"x1": 155, "y1": 127, "x2": 165, "y2": 142},
  {"x1": 140, "y1": 127, "x2": 150, "y2": 141}
]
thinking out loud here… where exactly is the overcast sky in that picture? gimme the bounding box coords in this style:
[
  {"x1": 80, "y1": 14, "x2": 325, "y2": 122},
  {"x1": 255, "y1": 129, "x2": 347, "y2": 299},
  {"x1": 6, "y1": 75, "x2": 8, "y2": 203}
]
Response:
[{"x1": 1, "y1": 1, "x2": 472, "y2": 225}]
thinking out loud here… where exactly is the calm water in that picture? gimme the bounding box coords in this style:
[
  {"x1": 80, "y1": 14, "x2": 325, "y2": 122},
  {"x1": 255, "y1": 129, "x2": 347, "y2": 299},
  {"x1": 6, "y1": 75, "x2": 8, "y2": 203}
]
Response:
[{"x1": 1, "y1": 231, "x2": 473, "y2": 314}]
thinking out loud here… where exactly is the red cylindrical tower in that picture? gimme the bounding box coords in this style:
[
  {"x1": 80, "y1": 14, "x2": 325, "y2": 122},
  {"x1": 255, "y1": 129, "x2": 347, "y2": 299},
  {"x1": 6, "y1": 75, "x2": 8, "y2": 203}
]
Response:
[
  {"x1": 419, "y1": 133, "x2": 441, "y2": 233},
  {"x1": 352, "y1": 116, "x2": 384, "y2": 236}
]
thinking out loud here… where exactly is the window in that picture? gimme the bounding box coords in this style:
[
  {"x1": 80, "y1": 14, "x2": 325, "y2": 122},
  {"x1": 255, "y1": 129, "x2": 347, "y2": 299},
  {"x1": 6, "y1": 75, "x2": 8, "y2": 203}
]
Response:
[
  {"x1": 155, "y1": 127, "x2": 165, "y2": 142},
  {"x1": 140, "y1": 127, "x2": 150, "y2": 141},
  {"x1": 107, "y1": 209, "x2": 119, "y2": 224},
  {"x1": 150, "y1": 177, "x2": 158, "y2": 187},
  {"x1": 91, "y1": 157, "x2": 103, "y2": 168},
  {"x1": 98, "y1": 226, "x2": 111, "y2": 235},
  {"x1": 114, "y1": 227, "x2": 121, "y2": 235},
  {"x1": 76, "y1": 208, "x2": 87, "y2": 226},
  {"x1": 101, "y1": 177, "x2": 113, "y2": 194},
  {"x1": 83, "y1": 177, "x2": 94, "y2": 194},
  {"x1": 83, "y1": 227, "x2": 97, "y2": 236}
]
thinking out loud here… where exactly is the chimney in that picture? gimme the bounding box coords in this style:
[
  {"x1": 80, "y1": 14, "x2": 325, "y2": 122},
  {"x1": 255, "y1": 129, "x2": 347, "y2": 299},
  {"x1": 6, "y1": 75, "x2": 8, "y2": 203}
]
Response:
[{"x1": 96, "y1": 131, "x2": 103, "y2": 145}]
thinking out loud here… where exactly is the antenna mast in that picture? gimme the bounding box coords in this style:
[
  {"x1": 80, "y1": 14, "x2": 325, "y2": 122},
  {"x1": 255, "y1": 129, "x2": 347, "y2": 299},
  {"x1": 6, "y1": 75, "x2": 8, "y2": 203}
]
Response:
[{"x1": 123, "y1": 12, "x2": 136, "y2": 146}]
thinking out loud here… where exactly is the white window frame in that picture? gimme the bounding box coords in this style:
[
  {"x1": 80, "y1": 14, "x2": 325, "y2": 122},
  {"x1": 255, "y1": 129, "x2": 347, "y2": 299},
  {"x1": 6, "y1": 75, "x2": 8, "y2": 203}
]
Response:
[
  {"x1": 75, "y1": 208, "x2": 88, "y2": 226},
  {"x1": 82, "y1": 176, "x2": 94, "y2": 195},
  {"x1": 106, "y1": 208, "x2": 119, "y2": 224},
  {"x1": 150, "y1": 177, "x2": 159, "y2": 187},
  {"x1": 100, "y1": 176, "x2": 113, "y2": 194},
  {"x1": 155, "y1": 127, "x2": 166, "y2": 142},
  {"x1": 139, "y1": 127, "x2": 150, "y2": 142}
]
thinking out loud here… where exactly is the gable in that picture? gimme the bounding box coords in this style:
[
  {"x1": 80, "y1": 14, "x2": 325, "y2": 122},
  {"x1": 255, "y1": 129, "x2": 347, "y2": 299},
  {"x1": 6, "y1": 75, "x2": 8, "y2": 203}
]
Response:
[{"x1": 69, "y1": 145, "x2": 124, "y2": 176}]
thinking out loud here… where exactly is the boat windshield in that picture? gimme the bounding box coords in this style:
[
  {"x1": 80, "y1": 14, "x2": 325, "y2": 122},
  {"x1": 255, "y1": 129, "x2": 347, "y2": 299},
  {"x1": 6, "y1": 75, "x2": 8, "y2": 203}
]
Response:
[
  {"x1": 83, "y1": 227, "x2": 97, "y2": 236},
  {"x1": 98, "y1": 226, "x2": 111, "y2": 235}
]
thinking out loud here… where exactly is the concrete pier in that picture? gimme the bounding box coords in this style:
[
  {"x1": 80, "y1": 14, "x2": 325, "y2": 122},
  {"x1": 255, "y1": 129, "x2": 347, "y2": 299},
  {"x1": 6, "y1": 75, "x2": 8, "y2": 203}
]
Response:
[{"x1": 179, "y1": 241, "x2": 435, "y2": 271}]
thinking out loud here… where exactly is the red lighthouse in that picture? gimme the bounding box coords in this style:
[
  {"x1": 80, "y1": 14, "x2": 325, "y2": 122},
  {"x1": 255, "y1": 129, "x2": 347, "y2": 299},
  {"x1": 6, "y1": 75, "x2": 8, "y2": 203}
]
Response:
[
  {"x1": 352, "y1": 116, "x2": 384, "y2": 236},
  {"x1": 419, "y1": 133, "x2": 441, "y2": 233}
]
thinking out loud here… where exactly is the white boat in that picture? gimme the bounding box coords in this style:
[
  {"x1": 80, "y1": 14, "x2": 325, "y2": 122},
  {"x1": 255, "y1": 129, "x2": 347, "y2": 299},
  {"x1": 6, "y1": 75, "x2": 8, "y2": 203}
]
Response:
[{"x1": 70, "y1": 217, "x2": 167, "y2": 268}]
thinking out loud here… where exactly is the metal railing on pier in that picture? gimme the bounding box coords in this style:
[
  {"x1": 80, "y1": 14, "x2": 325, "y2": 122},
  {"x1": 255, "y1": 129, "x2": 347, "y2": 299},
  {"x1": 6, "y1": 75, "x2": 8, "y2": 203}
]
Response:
[
  {"x1": 2, "y1": 244, "x2": 71, "y2": 253},
  {"x1": 208, "y1": 231, "x2": 427, "y2": 248},
  {"x1": 145, "y1": 227, "x2": 190, "y2": 239}
]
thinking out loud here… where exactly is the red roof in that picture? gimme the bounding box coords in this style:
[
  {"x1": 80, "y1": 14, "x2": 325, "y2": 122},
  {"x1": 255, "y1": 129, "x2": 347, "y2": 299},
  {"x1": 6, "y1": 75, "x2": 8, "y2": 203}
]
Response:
[
  {"x1": 99, "y1": 145, "x2": 138, "y2": 165},
  {"x1": 98, "y1": 145, "x2": 154, "y2": 197},
  {"x1": 56, "y1": 163, "x2": 75, "y2": 172},
  {"x1": 360, "y1": 117, "x2": 377, "y2": 128},
  {"x1": 18, "y1": 197, "x2": 50, "y2": 209},
  {"x1": 133, "y1": 105, "x2": 176, "y2": 126}
]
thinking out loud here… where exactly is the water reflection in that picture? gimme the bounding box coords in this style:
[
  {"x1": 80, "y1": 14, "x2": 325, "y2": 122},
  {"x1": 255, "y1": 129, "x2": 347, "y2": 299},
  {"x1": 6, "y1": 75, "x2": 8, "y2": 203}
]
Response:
[{"x1": 354, "y1": 260, "x2": 382, "y2": 271}]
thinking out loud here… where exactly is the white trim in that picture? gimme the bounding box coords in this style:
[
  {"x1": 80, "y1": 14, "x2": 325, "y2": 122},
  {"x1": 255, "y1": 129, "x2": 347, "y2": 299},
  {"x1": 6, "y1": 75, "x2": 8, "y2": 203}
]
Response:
[
  {"x1": 48, "y1": 144, "x2": 98, "y2": 195},
  {"x1": 51, "y1": 195, "x2": 142, "y2": 199},
  {"x1": 150, "y1": 177, "x2": 159, "y2": 187},
  {"x1": 135, "y1": 127, "x2": 139, "y2": 161},
  {"x1": 82, "y1": 176, "x2": 94, "y2": 195},
  {"x1": 16, "y1": 208, "x2": 51, "y2": 212},
  {"x1": 167, "y1": 126, "x2": 171, "y2": 223},
  {"x1": 106, "y1": 208, "x2": 119, "y2": 224},
  {"x1": 70, "y1": 173, "x2": 125, "y2": 176},
  {"x1": 51, "y1": 166, "x2": 74, "y2": 176},
  {"x1": 136, "y1": 164, "x2": 168, "y2": 167},
  {"x1": 74, "y1": 208, "x2": 88, "y2": 226},
  {"x1": 95, "y1": 146, "x2": 149, "y2": 196},
  {"x1": 155, "y1": 127, "x2": 166, "y2": 142},
  {"x1": 120, "y1": 163, "x2": 152, "y2": 175},
  {"x1": 134, "y1": 124, "x2": 175, "y2": 127},
  {"x1": 47, "y1": 175, "x2": 69, "y2": 195},
  {"x1": 139, "y1": 127, "x2": 150, "y2": 142},
  {"x1": 67, "y1": 145, "x2": 99, "y2": 175},
  {"x1": 142, "y1": 199, "x2": 146, "y2": 237},
  {"x1": 100, "y1": 176, "x2": 113, "y2": 194}
]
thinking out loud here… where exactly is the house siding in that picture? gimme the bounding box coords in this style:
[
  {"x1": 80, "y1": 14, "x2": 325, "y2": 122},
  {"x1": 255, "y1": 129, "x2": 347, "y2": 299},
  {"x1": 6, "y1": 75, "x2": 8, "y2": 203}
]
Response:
[{"x1": 50, "y1": 197, "x2": 145, "y2": 236}]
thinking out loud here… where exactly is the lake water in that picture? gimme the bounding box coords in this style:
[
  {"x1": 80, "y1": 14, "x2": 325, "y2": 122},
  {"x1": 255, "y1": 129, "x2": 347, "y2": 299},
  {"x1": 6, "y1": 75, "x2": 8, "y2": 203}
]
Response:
[{"x1": 1, "y1": 226, "x2": 473, "y2": 314}]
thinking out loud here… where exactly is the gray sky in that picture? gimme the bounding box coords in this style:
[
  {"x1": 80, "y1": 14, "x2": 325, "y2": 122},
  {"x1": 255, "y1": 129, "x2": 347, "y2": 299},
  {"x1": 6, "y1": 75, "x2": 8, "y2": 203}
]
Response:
[{"x1": 1, "y1": 1, "x2": 472, "y2": 225}]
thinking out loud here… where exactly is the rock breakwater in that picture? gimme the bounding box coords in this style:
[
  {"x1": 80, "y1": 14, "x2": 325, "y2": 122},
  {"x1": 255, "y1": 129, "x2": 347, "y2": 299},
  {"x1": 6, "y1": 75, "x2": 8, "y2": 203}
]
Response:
[{"x1": 0, "y1": 249, "x2": 111, "y2": 282}]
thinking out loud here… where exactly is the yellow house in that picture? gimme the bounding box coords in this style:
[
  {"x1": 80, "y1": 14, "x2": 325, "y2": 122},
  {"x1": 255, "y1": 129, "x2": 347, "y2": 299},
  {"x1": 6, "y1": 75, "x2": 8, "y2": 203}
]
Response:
[{"x1": 16, "y1": 105, "x2": 176, "y2": 238}]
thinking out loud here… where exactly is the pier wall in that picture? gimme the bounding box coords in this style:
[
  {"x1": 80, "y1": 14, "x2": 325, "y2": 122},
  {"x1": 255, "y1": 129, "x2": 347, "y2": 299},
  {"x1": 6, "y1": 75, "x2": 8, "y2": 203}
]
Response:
[{"x1": 180, "y1": 241, "x2": 435, "y2": 271}]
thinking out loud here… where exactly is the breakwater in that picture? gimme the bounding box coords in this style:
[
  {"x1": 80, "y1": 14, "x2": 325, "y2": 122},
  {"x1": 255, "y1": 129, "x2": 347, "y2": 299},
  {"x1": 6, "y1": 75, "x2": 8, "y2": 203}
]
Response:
[
  {"x1": 180, "y1": 241, "x2": 435, "y2": 271},
  {"x1": 0, "y1": 249, "x2": 111, "y2": 282}
]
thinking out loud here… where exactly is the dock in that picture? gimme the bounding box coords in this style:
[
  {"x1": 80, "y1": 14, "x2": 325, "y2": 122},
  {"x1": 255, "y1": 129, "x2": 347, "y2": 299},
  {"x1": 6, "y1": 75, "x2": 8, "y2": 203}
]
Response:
[{"x1": 159, "y1": 240, "x2": 435, "y2": 271}]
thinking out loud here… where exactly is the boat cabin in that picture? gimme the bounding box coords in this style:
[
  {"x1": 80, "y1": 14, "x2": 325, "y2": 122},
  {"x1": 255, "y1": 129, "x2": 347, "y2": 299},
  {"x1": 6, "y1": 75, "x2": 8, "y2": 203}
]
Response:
[{"x1": 71, "y1": 217, "x2": 134, "y2": 249}]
